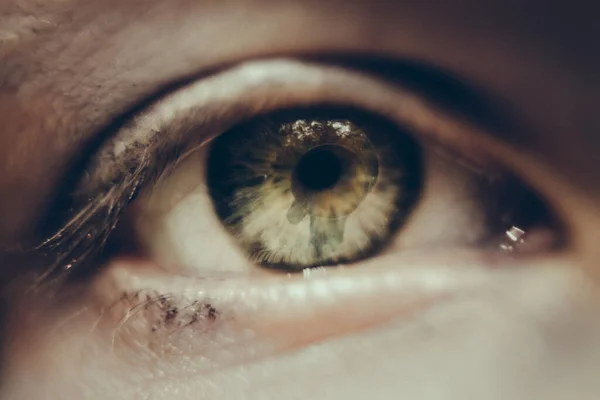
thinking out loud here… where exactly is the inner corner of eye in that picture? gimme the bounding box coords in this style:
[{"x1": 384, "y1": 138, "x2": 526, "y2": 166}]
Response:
[
  {"x1": 478, "y1": 172, "x2": 564, "y2": 258},
  {"x1": 117, "y1": 106, "x2": 562, "y2": 274}
]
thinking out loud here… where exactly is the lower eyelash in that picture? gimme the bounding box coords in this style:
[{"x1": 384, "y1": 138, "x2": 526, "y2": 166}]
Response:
[
  {"x1": 125, "y1": 291, "x2": 220, "y2": 332},
  {"x1": 95, "y1": 290, "x2": 225, "y2": 354}
]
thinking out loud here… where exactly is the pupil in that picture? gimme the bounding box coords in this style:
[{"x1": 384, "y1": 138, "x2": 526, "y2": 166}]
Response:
[{"x1": 295, "y1": 146, "x2": 345, "y2": 191}]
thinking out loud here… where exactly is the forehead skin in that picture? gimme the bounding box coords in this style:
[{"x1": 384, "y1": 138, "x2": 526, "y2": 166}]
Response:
[{"x1": 0, "y1": 0, "x2": 598, "y2": 245}]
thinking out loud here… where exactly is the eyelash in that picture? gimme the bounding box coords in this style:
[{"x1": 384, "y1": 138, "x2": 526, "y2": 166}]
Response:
[{"x1": 33, "y1": 58, "x2": 525, "y2": 285}]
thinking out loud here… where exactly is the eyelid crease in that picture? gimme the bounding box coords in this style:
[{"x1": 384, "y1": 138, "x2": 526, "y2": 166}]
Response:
[{"x1": 34, "y1": 57, "x2": 507, "y2": 286}]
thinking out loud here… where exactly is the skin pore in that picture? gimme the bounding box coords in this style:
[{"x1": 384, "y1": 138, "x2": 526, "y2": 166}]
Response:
[{"x1": 1, "y1": 1, "x2": 599, "y2": 399}]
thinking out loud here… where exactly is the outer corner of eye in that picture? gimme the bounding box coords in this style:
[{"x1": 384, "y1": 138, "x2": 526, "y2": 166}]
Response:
[{"x1": 117, "y1": 105, "x2": 564, "y2": 276}]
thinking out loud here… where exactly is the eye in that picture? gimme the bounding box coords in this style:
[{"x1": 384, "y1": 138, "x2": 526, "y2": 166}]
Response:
[
  {"x1": 35, "y1": 59, "x2": 562, "y2": 281},
  {"x1": 128, "y1": 107, "x2": 557, "y2": 275}
]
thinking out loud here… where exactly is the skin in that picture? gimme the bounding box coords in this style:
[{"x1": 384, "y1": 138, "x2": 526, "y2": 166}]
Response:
[{"x1": 1, "y1": 0, "x2": 599, "y2": 399}]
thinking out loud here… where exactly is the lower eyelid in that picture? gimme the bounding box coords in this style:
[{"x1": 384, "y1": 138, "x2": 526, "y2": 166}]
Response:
[
  {"x1": 88, "y1": 256, "x2": 497, "y2": 372},
  {"x1": 79, "y1": 248, "x2": 573, "y2": 381}
]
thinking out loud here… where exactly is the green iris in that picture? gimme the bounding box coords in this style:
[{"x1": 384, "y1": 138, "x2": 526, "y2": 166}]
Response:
[{"x1": 207, "y1": 109, "x2": 423, "y2": 270}]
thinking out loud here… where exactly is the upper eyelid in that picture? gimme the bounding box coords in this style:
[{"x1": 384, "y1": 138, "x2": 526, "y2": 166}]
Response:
[
  {"x1": 82, "y1": 57, "x2": 504, "y2": 195},
  {"x1": 34, "y1": 57, "x2": 507, "y2": 284}
]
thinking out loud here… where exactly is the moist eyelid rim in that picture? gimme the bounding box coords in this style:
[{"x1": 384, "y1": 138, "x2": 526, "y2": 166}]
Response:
[{"x1": 36, "y1": 57, "x2": 506, "y2": 281}]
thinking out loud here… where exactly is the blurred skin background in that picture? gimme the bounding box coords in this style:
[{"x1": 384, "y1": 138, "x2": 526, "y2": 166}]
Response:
[{"x1": 0, "y1": 1, "x2": 599, "y2": 399}]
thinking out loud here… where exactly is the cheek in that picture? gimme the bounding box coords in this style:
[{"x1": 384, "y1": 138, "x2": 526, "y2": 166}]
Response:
[{"x1": 3, "y1": 260, "x2": 600, "y2": 400}]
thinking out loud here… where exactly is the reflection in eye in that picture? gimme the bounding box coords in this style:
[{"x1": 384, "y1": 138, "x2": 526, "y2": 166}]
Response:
[{"x1": 206, "y1": 110, "x2": 421, "y2": 269}]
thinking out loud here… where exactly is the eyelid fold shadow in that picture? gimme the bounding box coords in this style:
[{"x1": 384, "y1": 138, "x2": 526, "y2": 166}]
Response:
[{"x1": 32, "y1": 57, "x2": 505, "y2": 286}]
